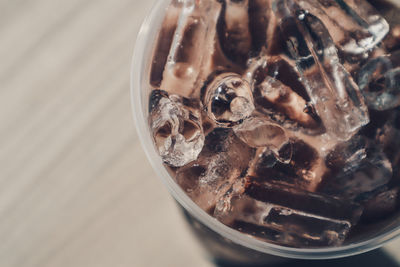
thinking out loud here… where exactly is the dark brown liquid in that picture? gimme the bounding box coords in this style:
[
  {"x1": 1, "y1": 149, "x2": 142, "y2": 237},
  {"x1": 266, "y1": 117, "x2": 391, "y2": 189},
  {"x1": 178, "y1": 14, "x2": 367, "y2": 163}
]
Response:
[{"x1": 148, "y1": 0, "x2": 400, "y2": 248}]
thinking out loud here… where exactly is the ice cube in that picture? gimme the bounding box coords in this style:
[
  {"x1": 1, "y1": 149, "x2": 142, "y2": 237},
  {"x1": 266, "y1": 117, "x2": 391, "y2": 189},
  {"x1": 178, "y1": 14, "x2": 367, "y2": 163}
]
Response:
[
  {"x1": 199, "y1": 109, "x2": 217, "y2": 137},
  {"x1": 217, "y1": 0, "x2": 252, "y2": 66},
  {"x1": 214, "y1": 179, "x2": 363, "y2": 247},
  {"x1": 202, "y1": 72, "x2": 255, "y2": 127},
  {"x1": 233, "y1": 115, "x2": 288, "y2": 149},
  {"x1": 274, "y1": 0, "x2": 369, "y2": 140},
  {"x1": 374, "y1": 0, "x2": 400, "y2": 51},
  {"x1": 245, "y1": 55, "x2": 310, "y2": 100},
  {"x1": 383, "y1": 24, "x2": 400, "y2": 52},
  {"x1": 247, "y1": 138, "x2": 325, "y2": 191},
  {"x1": 245, "y1": 178, "x2": 363, "y2": 223},
  {"x1": 250, "y1": 148, "x2": 279, "y2": 170},
  {"x1": 175, "y1": 156, "x2": 238, "y2": 213},
  {"x1": 320, "y1": 137, "x2": 393, "y2": 200},
  {"x1": 293, "y1": 0, "x2": 389, "y2": 56},
  {"x1": 175, "y1": 128, "x2": 254, "y2": 212},
  {"x1": 245, "y1": 55, "x2": 323, "y2": 134},
  {"x1": 325, "y1": 135, "x2": 368, "y2": 174},
  {"x1": 340, "y1": 0, "x2": 389, "y2": 52},
  {"x1": 150, "y1": 0, "x2": 182, "y2": 87},
  {"x1": 149, "y1": 90, "x2": 204, "y2": 167},
  {"x1": 259, "y1": 75, "x2": 319, "y2": 128},
  {"x1": 358, "y1": 51, "x2": 400, "y2": 111},
  {"x1": 160, "y1": 0, "x2": 222, "y2": 98}
]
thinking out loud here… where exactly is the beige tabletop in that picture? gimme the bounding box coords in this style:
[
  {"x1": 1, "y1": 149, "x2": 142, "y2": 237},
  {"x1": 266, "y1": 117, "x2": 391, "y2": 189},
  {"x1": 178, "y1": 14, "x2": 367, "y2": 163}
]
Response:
[{"x1": 1, "y1": 0, "x2": 399, "y2": 266}]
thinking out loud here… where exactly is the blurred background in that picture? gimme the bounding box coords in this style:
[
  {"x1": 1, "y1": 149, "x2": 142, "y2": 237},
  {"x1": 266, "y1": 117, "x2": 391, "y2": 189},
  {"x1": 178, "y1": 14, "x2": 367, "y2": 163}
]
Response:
[{"x1": 0, "y1": 0, "x2": 399, "y2": 266}]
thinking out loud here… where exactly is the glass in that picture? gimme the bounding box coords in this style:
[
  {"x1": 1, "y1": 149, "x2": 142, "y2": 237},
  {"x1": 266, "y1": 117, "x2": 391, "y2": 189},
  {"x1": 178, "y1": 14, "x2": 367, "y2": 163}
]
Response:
[{"x1": 131, "y1": 0, "x2": 400, "y2": 264}]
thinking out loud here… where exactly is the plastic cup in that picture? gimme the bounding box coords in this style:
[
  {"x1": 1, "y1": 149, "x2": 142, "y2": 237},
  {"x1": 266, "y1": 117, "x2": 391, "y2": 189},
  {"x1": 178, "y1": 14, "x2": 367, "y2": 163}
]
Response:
[{"x1": 131, "y1": 0, "x2": 400, "y2": 264}]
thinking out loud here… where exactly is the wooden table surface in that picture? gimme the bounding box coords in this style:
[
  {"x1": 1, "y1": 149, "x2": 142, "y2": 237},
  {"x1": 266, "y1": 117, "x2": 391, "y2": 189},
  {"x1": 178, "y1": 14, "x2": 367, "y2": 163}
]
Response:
[{"x1": 0, "y1": 0, "x2": 399, "y2": 266}]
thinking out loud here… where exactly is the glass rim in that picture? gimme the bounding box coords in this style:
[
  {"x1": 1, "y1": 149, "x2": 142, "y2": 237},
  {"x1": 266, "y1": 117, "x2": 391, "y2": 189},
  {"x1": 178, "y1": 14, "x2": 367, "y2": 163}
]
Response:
[{"x1": 130, "y1": 0, "x2": 400, "y2": 260}]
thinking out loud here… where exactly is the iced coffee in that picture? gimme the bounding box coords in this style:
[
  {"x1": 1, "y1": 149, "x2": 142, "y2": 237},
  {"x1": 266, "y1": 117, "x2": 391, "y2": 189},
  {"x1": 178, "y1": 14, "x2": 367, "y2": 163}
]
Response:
[{"x1": 147, "y1": 0, "x2": 400, "y2": 247}]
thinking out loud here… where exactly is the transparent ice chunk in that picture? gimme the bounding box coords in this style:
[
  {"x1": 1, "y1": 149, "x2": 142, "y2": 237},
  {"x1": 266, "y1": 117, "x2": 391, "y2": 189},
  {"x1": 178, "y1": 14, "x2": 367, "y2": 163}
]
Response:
[
  {"x1": 325, "y1": 135, "x2": 367, "y2": 174},
  {"x1": 175, "y1": 128, "x2": 254, "y2": 212},
  {"x1": 149, "y1": 90, "x2": 204, "y2": 167},
  {"x1": 247, "y1": 138, "x2": 325, "y2": 191},
  {"x1": 160, "y1": 0, "x2": 222, "y2": 97},
  {"x1": 293, "y1": 0, "x2": 389, "y2": 56},
  {"x1": 150, "y1": 0, "x2": 183, "y2": 87},
  {"x1": 245, "y1": 55, "x2": 323, "y2": 134},
  {"x1": 320, "y1": 137, "x2": 393, "y2": 200},
  {"x1": 259, "y1": 76, "x2": 318, "y2": 127},
  {"x1": 233, "y1": 115, "x2": 288, "y2": 149},
  {"x1": 245, "y1": 178, "x2": 363, "y2": 222},
  {"x1": 214, "y1": 179, "x2": 363, "y2": 247},
  {"x1": 202, "y1": 72, "x2": 255, "y2": 127},
  {"x1": 374, "y1": 0, "x2": 400, "y2": 51},
  {"x1": 338, "y1": 0, "x2": 389, "y2": 53},
  {"x1": 358, "y1": 51, "x2": 400, "y2": 111},
  {"x1": 274, "y1": 0, "x2": 369, "y2": 140},
  {"x1": 217, "y1": 0, "x2": 252, "y2": 66},
  {"x1": 245, "y1": 55, "x2": 310, "y2": 100}
]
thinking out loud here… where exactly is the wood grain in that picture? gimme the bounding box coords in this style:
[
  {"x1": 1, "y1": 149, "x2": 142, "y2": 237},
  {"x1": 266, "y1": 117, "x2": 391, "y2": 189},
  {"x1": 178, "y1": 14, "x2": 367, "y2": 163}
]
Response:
[
  {"x1": 0, "y1": 0, "x2": 211, "y2": 266},
  {"x1": 0, "y1": 0, "x2": 398, "y2": 266}
]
